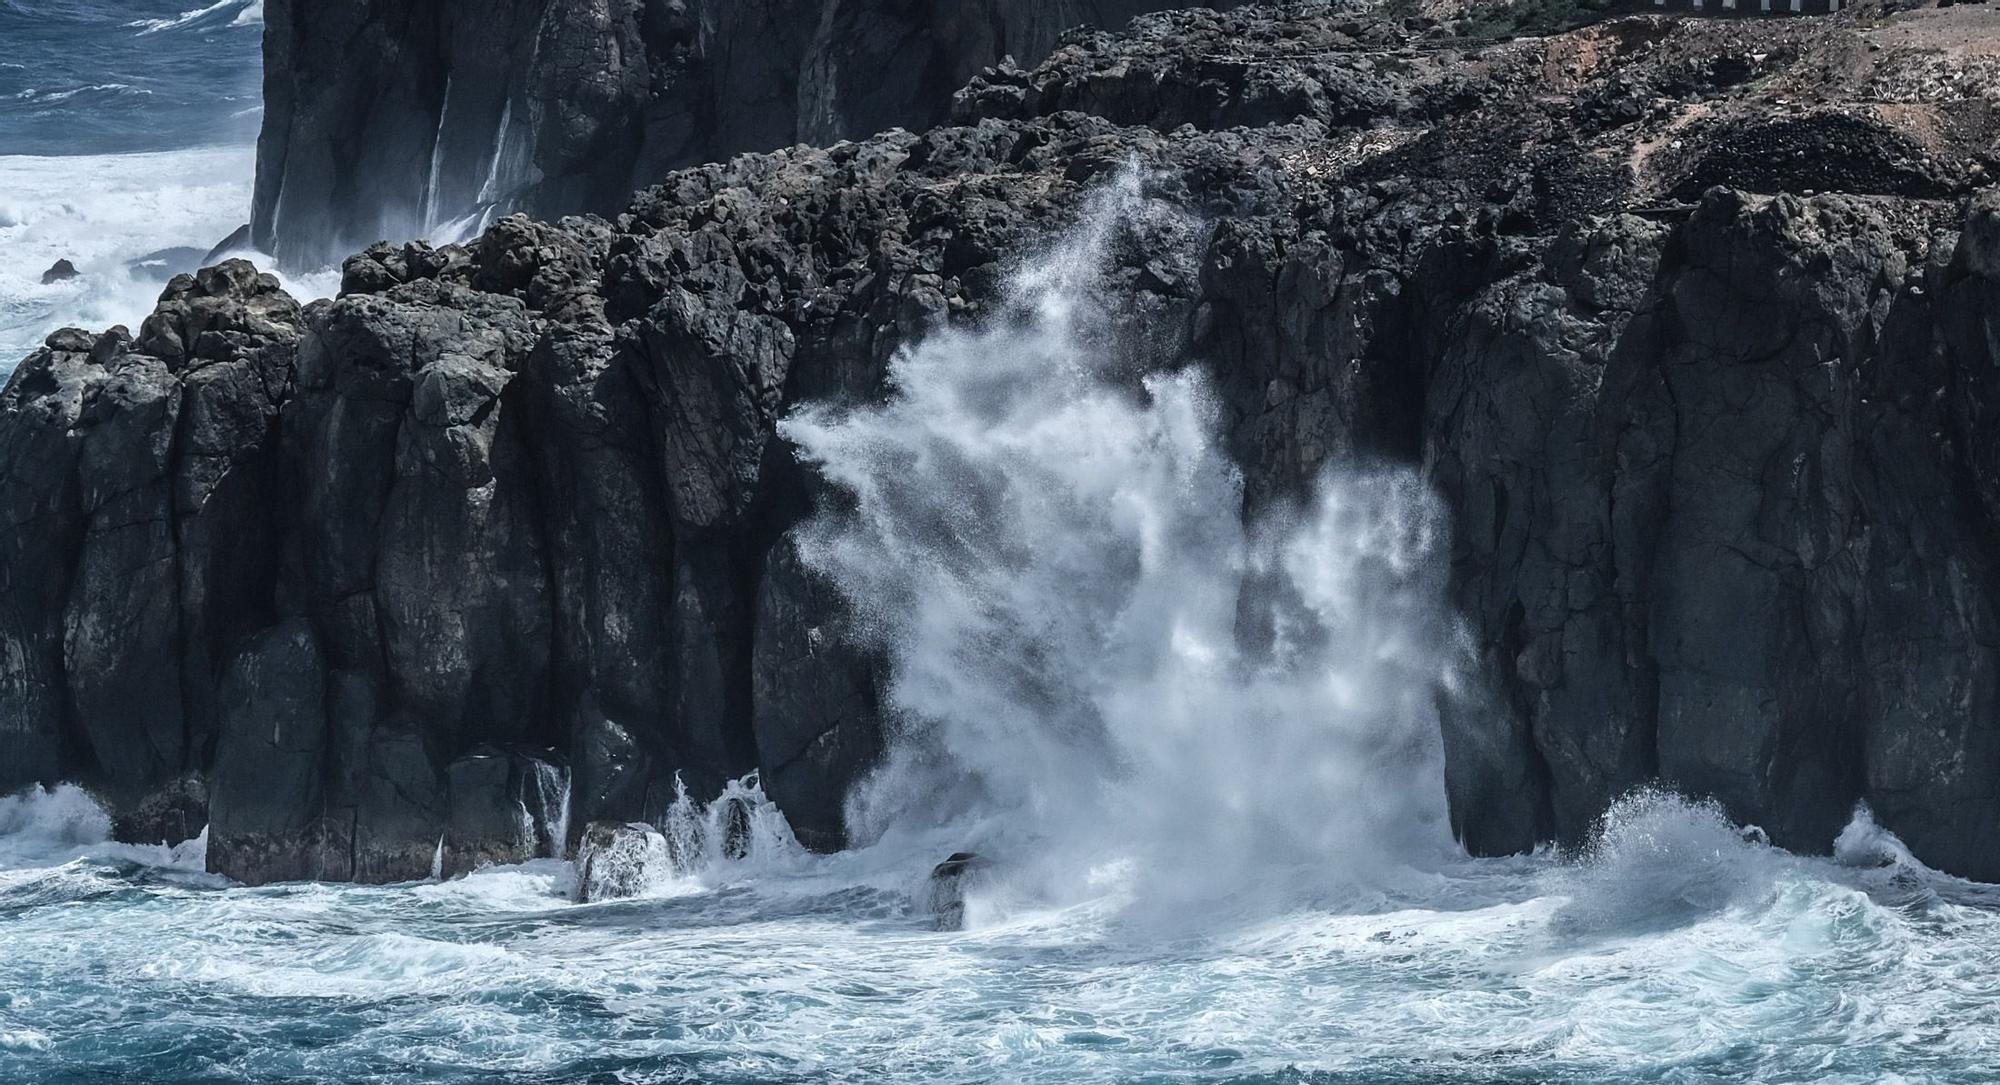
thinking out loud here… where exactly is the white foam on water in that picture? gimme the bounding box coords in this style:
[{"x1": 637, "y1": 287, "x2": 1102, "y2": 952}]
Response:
[
  {"x1": 15, "y1": 83, "x2": 150, "y2": 104},
  {"x1": 127, "y1": 0, "x2": 255, "y2": 35},
  {"x1": 0, "y1": 780, "x2": 1994, "y2": 1081},
  {"x1": 0, "y1": 146, "x2": 242, "y2": 366},
  {"x1": 0, "y1": 145, "x2": 344, "y2": 375}
]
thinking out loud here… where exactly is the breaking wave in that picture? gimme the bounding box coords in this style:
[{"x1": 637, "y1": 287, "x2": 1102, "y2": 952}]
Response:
[{"x1": 785, "y1": 174, "x2": 1459, "y2": 922}]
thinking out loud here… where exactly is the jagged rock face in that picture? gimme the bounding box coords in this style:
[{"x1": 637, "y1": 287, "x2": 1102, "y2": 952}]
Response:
[
  {"x1": 11, "y1": 2, "x2": 2000, "y2": 883},
  {"x1": 1, "y1": 263, "x2": 300, "y2": 811},
  {"x1": 251, "y1": 0, "x2": 1244, "y2": 267}
]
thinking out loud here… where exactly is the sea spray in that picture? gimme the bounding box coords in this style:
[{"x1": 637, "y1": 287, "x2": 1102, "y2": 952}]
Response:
[
  {"x1": 0, "y1": 785, "x2": 112, "y2": 866},
  {"x1": 0, "y1": 784, "x2": 208, "y2": 875},
  {"x1": 568, "y1": 773, "x2": 804, "y2": 901},
  {"x1": 1552, "y1": 789, "x2": 1788, "y2": 936},
  {"x1": 659, "y1": 772, "x2": 802, "y2": 877},
  {"x1": 782, "y1": 174, "x2": 1463, "y2": 919}
]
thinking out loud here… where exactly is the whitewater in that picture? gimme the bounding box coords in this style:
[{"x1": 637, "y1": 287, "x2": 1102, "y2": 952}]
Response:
[
  {"x1": 0, "y1": 0, "x2": 334, "y2": 371},
  {"x1": 4, "y1": 169, "x2": 2000, "y2": 1084}
]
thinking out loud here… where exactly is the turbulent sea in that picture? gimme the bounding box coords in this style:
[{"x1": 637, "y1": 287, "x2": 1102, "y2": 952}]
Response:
[
  {"x1": 5, "y1": 784, "x2": 2000, "y2": 1084},
  {"x1": 0, "y1": 0, "x2": 268, "y2": 369},
  {"x1": 6, "y1": 9, "x2": 2000, "y2": 1085}
]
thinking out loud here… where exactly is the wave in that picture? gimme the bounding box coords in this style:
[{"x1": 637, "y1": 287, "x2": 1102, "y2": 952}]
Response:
[
  {"x1": 0, "y1": 784, "x2": 111, "y2": 859},
  {"x1": 784, "y1": 172, "x2": 1460, "y2": 927},
  {"x1": 0, "y1": 145, "x2": 338, "y2": 374},
  {"x1": 127, "y1": 0, "x2": 254, "y2": 35},
  {"x1": 13, "y1": 82, "x2": 151, "y2": 104},
  {"x1": 1551, "y1": 789, "x2": 1789, "y2": 936},
  {"x1": 0, "y1": 784, "x2": 207, "y2": 876}
]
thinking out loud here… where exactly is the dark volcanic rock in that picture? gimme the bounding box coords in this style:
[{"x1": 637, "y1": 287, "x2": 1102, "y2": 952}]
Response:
[
  {"x1": 252, "y1": 0, "x2": 1248, "y2": 267},
  {"x1": 443, "y1": 750, "x2": 533, "y2": 876},
  {"x1": 927, "y1": 852, "x2": 994, "y2": 931},
  {"x1": 207, "y1": 620, "x2": 333, "y2": 884},
  {"x1": 3, "y1": 260, "x2": 301, "y2": 825},
  {"x1": 571, "y1": 820, "x2": 670, "y2": 902},
  {"x1": 40, "y1": 260, "x2": 78, "y2": 285},
  {"x1": 11, "y1": 1, "x2": 2000, "y2": 884}
]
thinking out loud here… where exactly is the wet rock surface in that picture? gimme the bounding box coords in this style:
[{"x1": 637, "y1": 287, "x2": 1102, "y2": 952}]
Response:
[
  {"x1": 927, "y1": 852, "x2": 994, "y2": 931},
  {"x1": 11, "y1": 1, "x2": 2000, "y2": 881},
  {"x1": 251, "y1": 0, "x2": 1251, "y2": 267},
  {"x1": 571, "y1": 820, "x2": 670, "y2": 903}
]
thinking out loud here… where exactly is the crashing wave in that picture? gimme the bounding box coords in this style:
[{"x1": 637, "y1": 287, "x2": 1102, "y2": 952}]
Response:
[
  {"x1": 566, "y1": 773, "x2": 804, "y2": 903},
  {"x1": 784, "y1": 171, "x2": 1461, "y2": 922}
]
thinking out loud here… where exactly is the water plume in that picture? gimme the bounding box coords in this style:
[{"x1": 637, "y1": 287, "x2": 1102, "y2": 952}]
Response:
[{"x1": 781, "y1": 174, "x2": 1462, "y2": 917}]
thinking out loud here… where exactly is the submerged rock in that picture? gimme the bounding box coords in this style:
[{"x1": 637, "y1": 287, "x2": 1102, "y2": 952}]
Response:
[
  {"x1": 926, "y1": 852, "x2": 993, "y2": 931},
  {"x1": 572, "y1": 820, "x2": 670, "y2": 903}
]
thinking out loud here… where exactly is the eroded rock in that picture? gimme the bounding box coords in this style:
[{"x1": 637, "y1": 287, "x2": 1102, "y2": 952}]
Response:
[
  {"x1": 926, "y1": 852, "x2": 994, "y2": 931},
  {"x1": 571, "y1": 820, "x2": 670, "y2": 903}
]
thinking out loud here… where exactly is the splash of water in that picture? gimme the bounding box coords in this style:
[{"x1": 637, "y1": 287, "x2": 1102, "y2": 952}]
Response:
[
  {"x1": 0, "y1": 784, "x2": 207, "y2": 874},
  {"x1": 659, "y1": 773, "x2": 803, "y2": 878},
  {"x1": 781, "y1": 175, "x2": 1462, "y2": 917},
  {"x1": 0, "y1": 785, "x2": 112, "y2": 865},
  {"x1": 1552, "y1": 789, "x2": 1788, "y2": 936}
]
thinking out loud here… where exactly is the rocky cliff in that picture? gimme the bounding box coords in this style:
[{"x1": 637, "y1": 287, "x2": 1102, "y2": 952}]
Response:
[
  {"x1": 251, "y1": 0, "x2": 1247, "y2": 268},
  {"x1": 13, "y1": 1, "x2": 2000, "y2": 883}
]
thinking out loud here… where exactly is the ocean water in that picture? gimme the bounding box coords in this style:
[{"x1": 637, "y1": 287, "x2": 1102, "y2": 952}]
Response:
[
  {"x1": 0, "y1": 0, "x2": 268, "y2": 370},
  {"x1": 6, "y1": 783, "x2": 2000, "y2": 1084}
]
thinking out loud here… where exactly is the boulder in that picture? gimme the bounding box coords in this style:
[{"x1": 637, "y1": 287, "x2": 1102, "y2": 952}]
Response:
[
  {"x1": 39, "y1": 259, "x2": 78, "y2": 285},
  {"x1": 571, "y1": 820, "x2": 670, "y2": 903},
  {"x1": 926, "y1": 852, "x2": 993, "y2": 931},
  {"x1": 109, "y1": 773, "x2": 208, "y2": 848}
]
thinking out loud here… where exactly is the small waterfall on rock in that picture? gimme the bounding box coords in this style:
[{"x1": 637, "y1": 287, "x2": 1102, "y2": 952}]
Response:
[
  {"x1": 428, "y1": 99, "x2": 529, "y2": 247},
  {"x1": 523, "y1": 757, "x2": 571, "y2": 860},
  {"x1": 782, "y1": 174, "x2": 1463, "y2": 916},
  {"x1": 419, "y1": 76, "x2": 454, "y2": 233}
]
